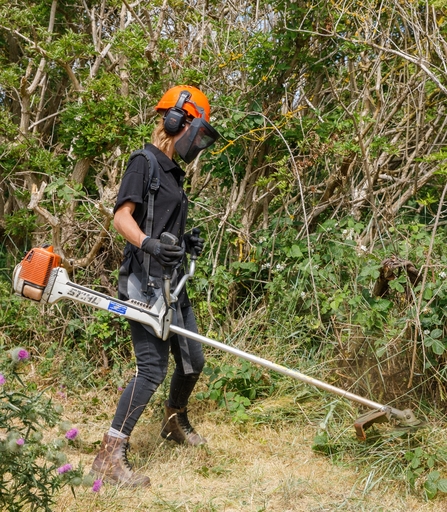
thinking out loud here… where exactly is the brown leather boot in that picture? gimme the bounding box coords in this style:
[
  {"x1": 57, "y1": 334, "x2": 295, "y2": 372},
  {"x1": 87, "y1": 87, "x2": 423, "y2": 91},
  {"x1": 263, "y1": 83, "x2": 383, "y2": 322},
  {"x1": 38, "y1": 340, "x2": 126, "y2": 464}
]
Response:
[
  {"x1": 161, "y1": 400, "x2": 207, "y2": 446},
  {"x1": 90, "y1": 433, "x2": 150, "y2": 487}
]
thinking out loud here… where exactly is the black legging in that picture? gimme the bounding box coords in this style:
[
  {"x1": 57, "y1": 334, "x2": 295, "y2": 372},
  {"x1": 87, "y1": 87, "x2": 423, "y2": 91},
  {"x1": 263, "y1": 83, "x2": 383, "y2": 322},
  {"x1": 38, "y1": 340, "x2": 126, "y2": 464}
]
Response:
[{"x1": 111, "y1": 305, "x2": 205, "y2": 436}]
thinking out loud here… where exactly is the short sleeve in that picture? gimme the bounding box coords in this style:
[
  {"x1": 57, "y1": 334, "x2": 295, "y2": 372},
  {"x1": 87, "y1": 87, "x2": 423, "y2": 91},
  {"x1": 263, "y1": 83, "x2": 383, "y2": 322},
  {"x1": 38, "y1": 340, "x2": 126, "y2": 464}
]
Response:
[{"x1": 113, "y1": 156, "x2": 147, "y2": 213}]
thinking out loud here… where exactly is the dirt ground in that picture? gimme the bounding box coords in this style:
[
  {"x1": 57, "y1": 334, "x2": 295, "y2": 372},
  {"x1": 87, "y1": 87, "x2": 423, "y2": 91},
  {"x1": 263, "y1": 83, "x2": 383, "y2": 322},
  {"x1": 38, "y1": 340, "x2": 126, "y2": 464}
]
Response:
[{"x1": 53, "y1": 396, "x2": 447, "y2": 512}]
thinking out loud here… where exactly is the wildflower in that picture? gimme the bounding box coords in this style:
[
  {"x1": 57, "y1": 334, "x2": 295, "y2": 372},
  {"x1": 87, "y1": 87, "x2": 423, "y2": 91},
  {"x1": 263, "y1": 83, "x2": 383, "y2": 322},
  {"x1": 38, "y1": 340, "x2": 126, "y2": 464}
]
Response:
[
  {"x1": 57, "y1": 464, "x2": 72, "y2": 474},
  {"x1": 9, "y1": 347, "x2": 30, "y2": 363},
  {"x1": 118, "y1": 386, "x2": 123, "y2": 392},
  {"x1": 360, "y1": 245, "x2": 367, "y2": 252},
  {"x1": 440, "y1": 271, "x2": 447, "y2": 279},
  {"x1": 92, "y1": 479, "x2": 102, "y2": 492},
  {"x1": 0, "y1": 374, "x2": 5, "y2": 385},
  {"x1": 17, "y1": 349, "x2": 29, "y2": 361},
  {"x1": 423, "y1": 330, "x2": 430, "y2": 336},
  {"x1": 65, "y1": 428, "x2": 79, "y2": 440},
  {"x1": 6, "y1": 434, "x2": 23, "y2": 453}
]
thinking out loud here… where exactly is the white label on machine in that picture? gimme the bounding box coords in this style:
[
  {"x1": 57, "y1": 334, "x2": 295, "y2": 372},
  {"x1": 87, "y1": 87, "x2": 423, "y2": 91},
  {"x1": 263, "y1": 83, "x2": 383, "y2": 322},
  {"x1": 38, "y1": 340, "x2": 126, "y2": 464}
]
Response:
[{"x1": 108, "y1": 301, "x2": 127, "y2": 315}]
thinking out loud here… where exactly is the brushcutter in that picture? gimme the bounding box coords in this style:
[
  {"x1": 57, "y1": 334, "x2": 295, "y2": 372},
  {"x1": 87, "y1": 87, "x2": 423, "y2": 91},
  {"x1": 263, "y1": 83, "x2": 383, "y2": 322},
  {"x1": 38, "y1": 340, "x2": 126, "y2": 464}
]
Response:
[{"x1": 12, "y1": 236, "x2": 423, "y2": 441}]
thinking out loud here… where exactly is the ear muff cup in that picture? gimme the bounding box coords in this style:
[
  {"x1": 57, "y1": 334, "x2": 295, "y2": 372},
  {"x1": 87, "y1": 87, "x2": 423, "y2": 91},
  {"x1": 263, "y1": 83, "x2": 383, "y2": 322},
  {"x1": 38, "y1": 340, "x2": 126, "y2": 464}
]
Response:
[
  {"x1": 163, "y1": 90, "x2": 192, "y2": 135},
  {"x1": 163, "y1": 107, "x2": 187, "y2": 135}
]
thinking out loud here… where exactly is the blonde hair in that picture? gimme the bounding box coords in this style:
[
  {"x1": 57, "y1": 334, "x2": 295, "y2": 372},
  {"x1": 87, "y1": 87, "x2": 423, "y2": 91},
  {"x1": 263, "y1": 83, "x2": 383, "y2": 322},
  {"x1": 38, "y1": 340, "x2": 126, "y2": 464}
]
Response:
[{"x1": 151, "y1": 117, "x2": 172, "y2": 155}]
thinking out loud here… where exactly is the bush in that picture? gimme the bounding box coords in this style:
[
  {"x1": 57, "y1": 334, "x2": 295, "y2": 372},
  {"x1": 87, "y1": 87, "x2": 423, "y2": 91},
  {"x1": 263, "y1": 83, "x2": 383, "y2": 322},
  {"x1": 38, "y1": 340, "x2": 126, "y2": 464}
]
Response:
[{"x1": 0, "y1": 346, "x2": 100, "y2": 511}]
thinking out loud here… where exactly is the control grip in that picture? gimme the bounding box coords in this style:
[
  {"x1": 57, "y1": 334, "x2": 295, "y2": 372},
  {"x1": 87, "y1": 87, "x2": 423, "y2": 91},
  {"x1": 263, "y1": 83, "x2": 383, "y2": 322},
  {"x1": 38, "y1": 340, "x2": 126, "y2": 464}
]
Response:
[
  {"x1": 160, "y1": 232, "x2": 179, "y2": 246},
  {"x1": 191, "y1": 227, "x2": 201, "y2": 260},
  {"x1": 160, "y1": 232, "x2": 179, "y2": 279}
]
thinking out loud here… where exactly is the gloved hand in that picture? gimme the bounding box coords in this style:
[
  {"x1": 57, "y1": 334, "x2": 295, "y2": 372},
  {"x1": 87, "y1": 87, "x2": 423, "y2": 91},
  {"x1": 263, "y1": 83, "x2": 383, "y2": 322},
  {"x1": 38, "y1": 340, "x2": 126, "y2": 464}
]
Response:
[
  {"x1": 184, "y1": 229, "x2": 205, "y2": 256},
  {"x1": 141, "y1": 237, "x2": 185, "y2": 266}
]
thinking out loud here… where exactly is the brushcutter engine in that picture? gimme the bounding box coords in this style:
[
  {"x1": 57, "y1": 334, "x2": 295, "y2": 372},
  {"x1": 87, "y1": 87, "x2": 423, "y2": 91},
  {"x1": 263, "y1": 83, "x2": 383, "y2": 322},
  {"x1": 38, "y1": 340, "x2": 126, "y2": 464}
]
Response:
[{"x1": 13, "y1": 246, "x2": 61, "y2": 302}]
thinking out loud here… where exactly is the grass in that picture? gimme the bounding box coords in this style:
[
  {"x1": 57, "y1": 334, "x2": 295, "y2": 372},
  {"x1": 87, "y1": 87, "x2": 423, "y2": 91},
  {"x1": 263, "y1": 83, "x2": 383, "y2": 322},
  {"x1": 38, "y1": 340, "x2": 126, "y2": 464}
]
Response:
[
  {"x1": 4, "y1": 296, "x2": 447, "y2": 511},
  {"x1": 41, "y1": 380, "x2": 447, "y2": 512},
  {"x1": 2, "y1": 341, "x2": 447, "y2": 511}
]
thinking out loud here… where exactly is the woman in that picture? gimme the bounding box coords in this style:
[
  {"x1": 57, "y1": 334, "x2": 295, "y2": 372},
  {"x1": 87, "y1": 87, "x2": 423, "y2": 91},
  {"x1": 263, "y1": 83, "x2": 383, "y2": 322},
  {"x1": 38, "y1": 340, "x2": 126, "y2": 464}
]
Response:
[{"x1": 90, "y1": 85, "x2": 219, "y2": 487}]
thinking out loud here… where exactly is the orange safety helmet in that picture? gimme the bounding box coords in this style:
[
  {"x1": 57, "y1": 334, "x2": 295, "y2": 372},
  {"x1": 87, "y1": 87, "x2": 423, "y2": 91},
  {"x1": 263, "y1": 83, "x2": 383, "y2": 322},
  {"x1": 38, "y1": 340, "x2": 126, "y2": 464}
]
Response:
[{"x1": 155, "y1": 85, "x2": 211, "y2": 122}]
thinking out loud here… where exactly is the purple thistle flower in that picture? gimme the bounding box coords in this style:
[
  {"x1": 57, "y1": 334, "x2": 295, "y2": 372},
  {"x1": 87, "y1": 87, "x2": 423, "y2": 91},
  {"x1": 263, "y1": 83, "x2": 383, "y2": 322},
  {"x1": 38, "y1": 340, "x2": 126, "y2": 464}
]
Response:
[
  {"x1": 16, "y1": 438, "x2": 25, "y2": 446},
  {"x1": 57, "y1": 463, "x2": 72, "y2": 474},
  {"x1": 0, "y1": 374, "x2": 5, "y2": 385},
  {"x1": 65, "y1": 428, "x2": 79, "y2": 440},
  {"x1": 17, "y1": 349, "x2": 29, "y2": 361},
  {"x1": 92, "y1": 479, "x2": 102, "y2": 492},
  {"x1": 9, "y1": 347, "x2": 30, "y2": 363}
]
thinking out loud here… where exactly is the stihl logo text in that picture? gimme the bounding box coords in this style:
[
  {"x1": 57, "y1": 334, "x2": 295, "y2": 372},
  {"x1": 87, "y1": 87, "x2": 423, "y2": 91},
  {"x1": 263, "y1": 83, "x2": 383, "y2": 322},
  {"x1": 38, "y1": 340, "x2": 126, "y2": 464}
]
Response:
[{"x1": 67, "y1": 288, "x2": 101, "y2": 305}]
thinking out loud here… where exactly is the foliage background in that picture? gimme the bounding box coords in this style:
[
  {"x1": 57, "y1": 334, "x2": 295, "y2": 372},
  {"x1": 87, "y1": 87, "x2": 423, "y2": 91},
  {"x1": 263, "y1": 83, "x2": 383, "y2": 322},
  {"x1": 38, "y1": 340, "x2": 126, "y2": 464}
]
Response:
[{"x1": 2, "y1": 0, "x2": 447, "y2": 505}]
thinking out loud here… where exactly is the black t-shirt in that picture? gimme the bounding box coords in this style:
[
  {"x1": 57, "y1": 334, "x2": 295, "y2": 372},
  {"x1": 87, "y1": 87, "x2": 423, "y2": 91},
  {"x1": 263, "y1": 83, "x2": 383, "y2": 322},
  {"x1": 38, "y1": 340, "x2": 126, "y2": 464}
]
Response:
[{"x1": 114, "y1": 143, "x2": 188, "y2": 282}]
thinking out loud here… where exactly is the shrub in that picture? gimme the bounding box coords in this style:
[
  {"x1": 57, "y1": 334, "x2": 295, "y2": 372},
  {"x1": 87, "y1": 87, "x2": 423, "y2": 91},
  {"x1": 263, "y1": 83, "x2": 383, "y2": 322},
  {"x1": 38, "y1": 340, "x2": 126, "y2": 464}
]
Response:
[{"x1": 0, "y1": 346, "x2": 99, "y2": 511}]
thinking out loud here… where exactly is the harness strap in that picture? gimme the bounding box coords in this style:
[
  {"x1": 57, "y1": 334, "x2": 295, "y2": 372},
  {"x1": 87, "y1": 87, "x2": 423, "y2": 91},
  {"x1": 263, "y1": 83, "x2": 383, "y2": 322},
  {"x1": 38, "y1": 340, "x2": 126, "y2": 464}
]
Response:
[{"x1": 128, "y1": 148, "x2": 160, "y2": 297}]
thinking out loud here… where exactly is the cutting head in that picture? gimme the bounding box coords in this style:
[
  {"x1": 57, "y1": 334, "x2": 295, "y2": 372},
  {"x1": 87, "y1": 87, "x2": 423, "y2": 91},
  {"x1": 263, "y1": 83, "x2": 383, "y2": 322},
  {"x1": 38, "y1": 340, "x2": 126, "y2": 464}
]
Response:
[{"x1": 354, "y1": 408, "x2": 424, "y2": 441}]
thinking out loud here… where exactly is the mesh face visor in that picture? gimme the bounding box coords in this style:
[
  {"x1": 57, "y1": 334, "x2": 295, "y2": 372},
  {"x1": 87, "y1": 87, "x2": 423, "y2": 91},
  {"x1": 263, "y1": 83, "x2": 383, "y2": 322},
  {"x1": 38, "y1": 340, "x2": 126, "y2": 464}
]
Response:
[{"x1": 175, "y1": 117, "x2": 220, "y2": 164}]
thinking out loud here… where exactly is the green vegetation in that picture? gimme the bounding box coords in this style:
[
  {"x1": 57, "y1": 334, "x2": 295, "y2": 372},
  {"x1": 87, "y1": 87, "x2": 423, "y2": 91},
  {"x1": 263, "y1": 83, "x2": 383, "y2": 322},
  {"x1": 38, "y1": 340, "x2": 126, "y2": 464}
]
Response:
[
  {"x1": 0, "y1": 347, "x2": 91, "y2": 511},
  {"x1": 2, "y1": 0, "x2": 447, "y2": 508}
]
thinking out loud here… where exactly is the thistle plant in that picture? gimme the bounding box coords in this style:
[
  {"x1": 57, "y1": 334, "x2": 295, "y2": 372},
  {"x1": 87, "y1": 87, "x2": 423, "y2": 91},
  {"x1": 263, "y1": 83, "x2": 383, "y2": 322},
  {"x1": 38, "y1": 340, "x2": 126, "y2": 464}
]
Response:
[{"x1": 0, "y1": 346, "x2": 100, "y2": 511}]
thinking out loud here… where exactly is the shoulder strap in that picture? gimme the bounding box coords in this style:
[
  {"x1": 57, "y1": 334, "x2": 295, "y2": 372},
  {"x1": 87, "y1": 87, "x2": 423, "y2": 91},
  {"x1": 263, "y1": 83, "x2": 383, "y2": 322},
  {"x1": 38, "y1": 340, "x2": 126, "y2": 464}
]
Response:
[
  {"x1": 129, "y1": 148, "x2": 161, "y2": 297},
  {"x1": 128, "y1": 148, "x2": 160, "y2": 199}
]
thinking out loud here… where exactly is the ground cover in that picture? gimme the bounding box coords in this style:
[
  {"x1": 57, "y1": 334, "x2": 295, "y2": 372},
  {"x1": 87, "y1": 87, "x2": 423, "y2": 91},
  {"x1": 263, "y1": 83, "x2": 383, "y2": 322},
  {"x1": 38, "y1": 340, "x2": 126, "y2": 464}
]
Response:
[{"x1": 51, "y1": 387, "x2": 447, "y2": 512}]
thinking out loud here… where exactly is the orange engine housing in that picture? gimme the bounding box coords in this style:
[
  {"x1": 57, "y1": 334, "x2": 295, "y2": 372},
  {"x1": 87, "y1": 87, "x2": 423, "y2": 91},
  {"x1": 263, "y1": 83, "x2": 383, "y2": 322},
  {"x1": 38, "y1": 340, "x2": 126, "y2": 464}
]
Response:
[{"x1": 19, "y1": 246, "x2": 62, "y2": 288}]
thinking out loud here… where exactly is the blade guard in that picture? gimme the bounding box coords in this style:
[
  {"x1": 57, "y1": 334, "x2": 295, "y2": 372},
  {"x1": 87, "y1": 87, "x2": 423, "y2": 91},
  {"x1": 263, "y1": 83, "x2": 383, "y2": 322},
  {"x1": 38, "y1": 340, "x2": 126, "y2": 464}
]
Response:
[
  {"x1": 354, "y1": 409, "x2": 392, "y2": 441},
  {"x1": 13, "y1": 246, "x2": 62, "y2": 301}
]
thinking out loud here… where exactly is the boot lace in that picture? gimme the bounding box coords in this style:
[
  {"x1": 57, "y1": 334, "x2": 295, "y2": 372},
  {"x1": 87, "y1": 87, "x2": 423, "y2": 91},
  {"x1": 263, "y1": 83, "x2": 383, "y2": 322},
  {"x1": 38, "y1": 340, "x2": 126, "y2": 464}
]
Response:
[
  {"x1": 122, "y1": 442, "x2": 133, "y2": 470},
  {"x1": 177, "y1": 411, "x2": 194, "y2": 434}
]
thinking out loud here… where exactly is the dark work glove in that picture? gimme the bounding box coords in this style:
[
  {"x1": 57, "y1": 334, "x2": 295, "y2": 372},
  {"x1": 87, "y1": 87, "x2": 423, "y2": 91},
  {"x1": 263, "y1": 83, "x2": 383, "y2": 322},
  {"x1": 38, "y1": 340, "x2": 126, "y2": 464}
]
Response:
[
  {"x1": 184, "y1": 229, "x2": 205, "y2": 256},
  {"x1": 141, "y1": 237, "x2": 185, "y2": 266}
]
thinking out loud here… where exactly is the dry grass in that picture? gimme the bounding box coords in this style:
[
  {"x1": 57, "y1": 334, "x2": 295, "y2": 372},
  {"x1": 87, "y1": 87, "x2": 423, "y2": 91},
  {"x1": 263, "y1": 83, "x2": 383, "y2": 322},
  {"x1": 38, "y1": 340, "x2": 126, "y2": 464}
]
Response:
[{"x1": 49, "y1": 390, "x2": 447, "y2": 512}]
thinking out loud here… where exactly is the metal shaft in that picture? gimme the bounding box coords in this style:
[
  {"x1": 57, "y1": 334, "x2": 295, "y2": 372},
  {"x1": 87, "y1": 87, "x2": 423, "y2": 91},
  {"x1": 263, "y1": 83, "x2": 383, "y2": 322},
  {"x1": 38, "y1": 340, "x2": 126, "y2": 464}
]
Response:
[{"x1": 169, "y1": 325, "x2": 405, "y2": 418}]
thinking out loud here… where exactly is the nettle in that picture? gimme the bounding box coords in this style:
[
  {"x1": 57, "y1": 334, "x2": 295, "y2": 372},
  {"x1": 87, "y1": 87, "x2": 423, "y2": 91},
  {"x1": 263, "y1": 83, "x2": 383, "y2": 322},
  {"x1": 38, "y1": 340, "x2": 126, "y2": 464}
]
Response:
[{"x1": 0, "y1": 347, "x2": 101, "y2": 511}]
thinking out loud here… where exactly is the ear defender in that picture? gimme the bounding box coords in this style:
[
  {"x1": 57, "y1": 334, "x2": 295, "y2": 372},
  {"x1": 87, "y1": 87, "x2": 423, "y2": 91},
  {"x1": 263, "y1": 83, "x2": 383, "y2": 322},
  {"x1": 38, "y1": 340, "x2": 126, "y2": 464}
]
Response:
[{"x1": 163, "y1": 91, "x2": 192, "y2": 135}]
